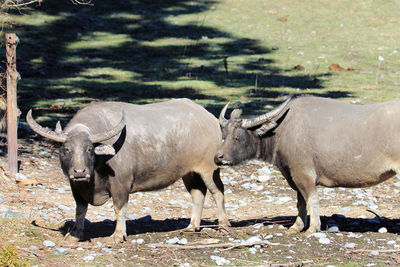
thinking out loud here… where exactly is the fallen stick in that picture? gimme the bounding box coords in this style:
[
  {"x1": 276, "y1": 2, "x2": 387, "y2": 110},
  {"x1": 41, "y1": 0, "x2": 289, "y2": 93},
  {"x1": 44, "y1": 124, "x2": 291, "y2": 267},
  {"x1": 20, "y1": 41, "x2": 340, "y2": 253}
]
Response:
[
  {"x1": 147, "y1": 240, "x2": 279, "y2": 250},
  {"x1": 346, "y1": 249, "x2": 400, "y2": 254}
]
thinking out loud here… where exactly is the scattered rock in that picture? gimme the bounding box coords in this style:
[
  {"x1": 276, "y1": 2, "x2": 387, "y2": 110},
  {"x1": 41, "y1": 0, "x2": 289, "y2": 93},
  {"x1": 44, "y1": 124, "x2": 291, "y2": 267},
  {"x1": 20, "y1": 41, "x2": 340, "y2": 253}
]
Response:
[
  {"x1": 310, "y1": 232, "x2": 326, "y2": 239},
  {"x1": 244, "y1": 236, "x2": 262, "y2": 244},
  {"x1": 345, "y1": 243, "x2": 356, "y2": 249},
  {"x1": 327, "y1": 226, "x2": 340, "y2": 233},
  {"x1": 369, "y1": 250, "x2": 379, "y2": 256},
  {"x1": 210, "y1": 255, "x2": 231, "y2": 266},
  {"x1": 54, "y1": 248, "x2": 69, "y2": 255},
  {"x1": 101, "y1": 248, "x2": 112, "y2": 253},
  {"x1": 319, "y1": 237, "x2": 331, "y2": 245},
  {"x1": 378, "y1": 227, "x2": 388, "y2": 233},
  {"x1": 43, "y1": 240, "x2": 56, "y2": 247},
  {"x1": 83, "y1": 255, "x2": 95, "y2": 261}
]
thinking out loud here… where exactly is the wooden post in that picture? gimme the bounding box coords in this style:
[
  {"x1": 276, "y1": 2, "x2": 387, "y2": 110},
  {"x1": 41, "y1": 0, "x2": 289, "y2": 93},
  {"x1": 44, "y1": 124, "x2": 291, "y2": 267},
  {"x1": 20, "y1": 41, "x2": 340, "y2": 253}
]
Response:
[{"x1": 5, "y1": 33, "x2": 19, "y2": 176}]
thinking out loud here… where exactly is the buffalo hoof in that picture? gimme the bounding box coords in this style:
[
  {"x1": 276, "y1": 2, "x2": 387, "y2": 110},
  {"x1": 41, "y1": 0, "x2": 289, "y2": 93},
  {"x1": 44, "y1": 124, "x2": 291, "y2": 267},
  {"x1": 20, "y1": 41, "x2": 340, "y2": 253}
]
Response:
[
  {"x1": 304, "y1": 227, "x2": 319, "y2": 236},
  {"x1": 64, "y1": 232, "x2": 83, "y2": 242},
  {"x1": 286, "y1": 227, "x2": 302, "y2": 235},
  {"x1": 219, "y1": 220, "x2": 231, "y2": 228},
  {"x1": 286, "y1": 224, "x2": 304, "y2": 234},
  {"x1": 184, "y1": 224, "x2": 201, "y2": 232},
  {"x1": 110, "y1": 232, "x2": 127, "y2": 243}
]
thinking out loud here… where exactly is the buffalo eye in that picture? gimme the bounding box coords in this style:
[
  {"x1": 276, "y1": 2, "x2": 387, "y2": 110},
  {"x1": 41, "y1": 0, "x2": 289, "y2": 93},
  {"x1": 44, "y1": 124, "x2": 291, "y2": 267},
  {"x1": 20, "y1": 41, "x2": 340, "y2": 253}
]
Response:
[
  {"x1": 64, "y1": 147, "x2": 71, "y2": 154},
  {"x1": 86, "y1": 147, "x2": 93, "y2": 154}
]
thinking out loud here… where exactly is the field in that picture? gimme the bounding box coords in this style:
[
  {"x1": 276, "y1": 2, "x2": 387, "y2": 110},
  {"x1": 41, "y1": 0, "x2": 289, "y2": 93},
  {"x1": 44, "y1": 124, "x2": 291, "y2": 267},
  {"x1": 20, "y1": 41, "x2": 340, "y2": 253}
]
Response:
[{"x1": 1, "y1": 0, "x2": 400, "y2": 266}]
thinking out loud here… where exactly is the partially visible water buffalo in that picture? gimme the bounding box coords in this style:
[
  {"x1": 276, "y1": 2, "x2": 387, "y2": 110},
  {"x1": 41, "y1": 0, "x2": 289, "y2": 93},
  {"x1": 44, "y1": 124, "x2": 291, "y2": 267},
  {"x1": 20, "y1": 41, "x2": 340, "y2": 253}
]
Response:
[
  {"x1": 27, "y1": 99, "x2": 229, "y2": 242},
  {"x1": 215, "y1": 95, "x2": 400, "y2": 234}
]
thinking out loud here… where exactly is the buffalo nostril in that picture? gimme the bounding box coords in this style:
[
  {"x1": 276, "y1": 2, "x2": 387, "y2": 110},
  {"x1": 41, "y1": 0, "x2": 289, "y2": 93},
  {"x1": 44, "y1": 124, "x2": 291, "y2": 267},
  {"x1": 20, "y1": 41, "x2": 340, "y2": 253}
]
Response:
[{"x1": 74, "y1": 168, "x2": 86, "y2": 174}]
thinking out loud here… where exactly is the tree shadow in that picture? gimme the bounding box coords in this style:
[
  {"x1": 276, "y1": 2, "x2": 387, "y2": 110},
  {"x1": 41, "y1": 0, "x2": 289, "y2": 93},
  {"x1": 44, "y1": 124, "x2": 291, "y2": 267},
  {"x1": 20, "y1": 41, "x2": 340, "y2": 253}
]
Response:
[{"x1": 6, "y1": 0, "x2": 335, "y2": 125}]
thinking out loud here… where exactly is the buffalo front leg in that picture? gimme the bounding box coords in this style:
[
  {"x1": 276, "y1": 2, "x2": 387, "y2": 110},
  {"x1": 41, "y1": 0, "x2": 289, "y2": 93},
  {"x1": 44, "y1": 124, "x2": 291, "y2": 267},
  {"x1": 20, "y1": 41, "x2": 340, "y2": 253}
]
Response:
[
  {"x1": 67, "y1": 201, "x2": 88, "y2": 241},
  {"x1": 287, "y1": 191, "x2": 307, "y2": 233},
  {"x1": 182, "y1": 172, "x2": 207, "y2": 230},
  {"x1": 200, "y1": 168, "x2": 230, "y2": 227}
]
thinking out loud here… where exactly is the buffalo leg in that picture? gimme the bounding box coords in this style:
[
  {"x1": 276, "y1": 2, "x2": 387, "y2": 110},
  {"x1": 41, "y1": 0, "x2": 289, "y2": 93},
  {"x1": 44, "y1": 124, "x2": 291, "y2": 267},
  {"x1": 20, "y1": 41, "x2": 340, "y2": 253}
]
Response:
[
  {"x1": 110, "y1": 188, "x2": 129, "y2": 243},
  {"x1": 182, "y1": 172, "x2": 207, "y2": 230},
  {"x1": 291, "y1": 171, "x2": 320, "y2": 234},
  {"x1": 68, "y1": 190, "x2": 88, "y2": 241},
  {"x1": 69, "y1": 201, "x2": 88, "y2": 240},
  {"x1": 305, "y1": 190, "x2": 320, "y2": 234},
  {"x1": 287, "y1": 191, "x2": 307, "y2": 233},
  {"x1": 199, "y1": 168, "x2": 230, "y2": 227}
]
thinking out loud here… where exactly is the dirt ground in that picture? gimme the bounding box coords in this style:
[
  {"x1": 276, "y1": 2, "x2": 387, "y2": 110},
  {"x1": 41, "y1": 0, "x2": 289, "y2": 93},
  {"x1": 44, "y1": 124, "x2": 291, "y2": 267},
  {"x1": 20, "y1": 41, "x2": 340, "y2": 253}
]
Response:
[{"x1": 1, "y1": 138, "x2": 400, "y2": 266}]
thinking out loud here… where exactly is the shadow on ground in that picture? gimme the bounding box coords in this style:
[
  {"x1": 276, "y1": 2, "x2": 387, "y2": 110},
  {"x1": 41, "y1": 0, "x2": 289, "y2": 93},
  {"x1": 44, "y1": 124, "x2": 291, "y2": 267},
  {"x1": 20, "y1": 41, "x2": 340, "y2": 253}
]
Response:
[{"x1": 55, "y1": 215, "x2": 400, "y2": 241}]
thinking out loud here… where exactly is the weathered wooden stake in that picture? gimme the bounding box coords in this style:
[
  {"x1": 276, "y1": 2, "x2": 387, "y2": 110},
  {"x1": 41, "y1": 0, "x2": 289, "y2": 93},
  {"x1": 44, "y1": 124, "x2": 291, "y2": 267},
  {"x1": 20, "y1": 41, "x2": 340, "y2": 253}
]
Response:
[{"x1": 5, "y1": 33, "x2": 19, "y2": 176}]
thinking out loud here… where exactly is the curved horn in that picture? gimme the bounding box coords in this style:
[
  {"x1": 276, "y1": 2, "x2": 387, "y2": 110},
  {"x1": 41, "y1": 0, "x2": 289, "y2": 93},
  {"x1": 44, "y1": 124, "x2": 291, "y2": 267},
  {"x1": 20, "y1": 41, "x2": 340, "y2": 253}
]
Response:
[
  {"x1": 89, "y1": 111, "x2": 126, "y2": 143},
  {"x1": 26, "y1": 110, "x2": 67, "y2": 142},
  {"x1": 219, "y1": 102, "x2": 229, "y2": 127},
  {"x1": 241, "y1": 96, "x2": 292, "y2": 128}
]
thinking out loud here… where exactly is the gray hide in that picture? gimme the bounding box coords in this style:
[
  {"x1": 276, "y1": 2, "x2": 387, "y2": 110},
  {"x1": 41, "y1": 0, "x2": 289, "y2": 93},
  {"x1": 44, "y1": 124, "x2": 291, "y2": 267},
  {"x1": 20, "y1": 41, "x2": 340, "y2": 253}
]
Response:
[
  {"x1": 28, "y1": 98, "x2": 229, "y2": 242},
  {"x1": 216, "y1": 95, "x2": 400, "y2": 233}
]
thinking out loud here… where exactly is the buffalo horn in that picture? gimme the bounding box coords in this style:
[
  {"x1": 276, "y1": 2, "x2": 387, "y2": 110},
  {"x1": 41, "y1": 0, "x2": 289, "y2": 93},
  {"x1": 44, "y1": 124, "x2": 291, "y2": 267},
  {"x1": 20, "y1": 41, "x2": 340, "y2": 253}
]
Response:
[
  {"x1": 26, "y1": 110, "x2": 67, "y2": 142},
  {"x1": 219, "y1": 102, "x2": 229, "y2": 127},
  {"x1": 89, "y1": 112, "x2": 126, "y2": 143},
  {"x1": 241, "y1": 96, "x2": 292, "y2": 128}
]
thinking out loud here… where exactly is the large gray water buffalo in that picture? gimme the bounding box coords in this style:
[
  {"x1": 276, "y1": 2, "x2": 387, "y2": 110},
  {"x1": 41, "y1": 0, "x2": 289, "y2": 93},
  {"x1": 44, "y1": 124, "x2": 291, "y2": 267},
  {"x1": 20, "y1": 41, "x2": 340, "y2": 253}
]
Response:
[
  {"x1": 215, "y1": 95, "x2": 400, "y2": 234},
  {"x1": 27, "y1": 99, "x2": 229, "y2": 242}
]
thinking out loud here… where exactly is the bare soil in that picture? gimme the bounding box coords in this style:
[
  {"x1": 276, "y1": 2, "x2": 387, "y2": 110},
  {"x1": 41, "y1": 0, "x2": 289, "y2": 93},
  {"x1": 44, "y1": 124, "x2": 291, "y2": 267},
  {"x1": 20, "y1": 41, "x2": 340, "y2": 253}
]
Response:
[{"x1": 1, "y1": 138, "x2": 400, "y2": 266}]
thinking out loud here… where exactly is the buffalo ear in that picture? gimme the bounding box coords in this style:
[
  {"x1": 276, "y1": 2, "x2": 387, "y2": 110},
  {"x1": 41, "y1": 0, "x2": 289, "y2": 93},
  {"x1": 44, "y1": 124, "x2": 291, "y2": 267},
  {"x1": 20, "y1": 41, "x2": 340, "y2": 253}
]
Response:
[
  {"x1": 94, "y1": 144, "x2": 116, "y2": 155},
  {"x1": 255, "y1": 120, "x2": 277, "y2": 136}
]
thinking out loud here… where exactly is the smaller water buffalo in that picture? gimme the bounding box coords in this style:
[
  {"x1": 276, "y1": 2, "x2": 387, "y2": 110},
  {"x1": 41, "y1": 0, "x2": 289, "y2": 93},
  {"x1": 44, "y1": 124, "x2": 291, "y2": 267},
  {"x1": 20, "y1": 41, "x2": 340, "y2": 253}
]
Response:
[
  {"x1": 27, "y1": 99, "x2": 229, "y2": 242},
  {"x1": 216, "y1": 95, "x2": 400, "y2": 234}
]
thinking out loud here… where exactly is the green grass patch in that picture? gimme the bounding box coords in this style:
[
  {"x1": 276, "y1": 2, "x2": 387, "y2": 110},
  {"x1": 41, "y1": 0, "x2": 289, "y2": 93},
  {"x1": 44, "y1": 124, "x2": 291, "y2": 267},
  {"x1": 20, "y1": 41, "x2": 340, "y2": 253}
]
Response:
[{"x1": 0, "y1": 245, "x2": 29, "y2": 267}]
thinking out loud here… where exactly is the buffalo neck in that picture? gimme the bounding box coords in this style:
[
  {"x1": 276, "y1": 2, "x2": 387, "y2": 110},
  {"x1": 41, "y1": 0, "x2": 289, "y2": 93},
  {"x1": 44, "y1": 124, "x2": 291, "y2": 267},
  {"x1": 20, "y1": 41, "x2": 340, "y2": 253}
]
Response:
[{"x1": 258, "y1": 134, "x2": 275, "y2": 164}]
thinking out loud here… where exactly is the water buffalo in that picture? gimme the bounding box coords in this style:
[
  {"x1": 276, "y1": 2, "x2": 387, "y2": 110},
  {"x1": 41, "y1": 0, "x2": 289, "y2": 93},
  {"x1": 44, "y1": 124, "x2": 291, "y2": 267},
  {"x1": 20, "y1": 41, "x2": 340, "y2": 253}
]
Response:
[
  {"x1": 215, "y1": 95, "x2": 400, "y2": 234},
  {"x1": 27, "y1": 99, "x2": 229, "y2": 242}
]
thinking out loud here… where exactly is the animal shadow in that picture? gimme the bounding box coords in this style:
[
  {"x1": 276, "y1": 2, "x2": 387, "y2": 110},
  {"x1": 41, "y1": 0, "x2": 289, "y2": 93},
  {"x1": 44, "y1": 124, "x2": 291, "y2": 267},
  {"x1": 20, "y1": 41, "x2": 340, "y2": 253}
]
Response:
[{"x1": 231, "y1": 215, "x2": 400, "y2": 234}]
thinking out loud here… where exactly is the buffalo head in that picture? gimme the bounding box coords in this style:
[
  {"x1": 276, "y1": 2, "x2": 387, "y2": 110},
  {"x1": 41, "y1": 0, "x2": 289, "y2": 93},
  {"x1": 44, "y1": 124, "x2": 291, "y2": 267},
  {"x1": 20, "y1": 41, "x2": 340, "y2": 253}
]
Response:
[
  {"x1": 215, "y1": 97, "x2": 291, "y2": 166},
  {"x1": 27, "y1": 110, "x2": 125, "y2": 182}
]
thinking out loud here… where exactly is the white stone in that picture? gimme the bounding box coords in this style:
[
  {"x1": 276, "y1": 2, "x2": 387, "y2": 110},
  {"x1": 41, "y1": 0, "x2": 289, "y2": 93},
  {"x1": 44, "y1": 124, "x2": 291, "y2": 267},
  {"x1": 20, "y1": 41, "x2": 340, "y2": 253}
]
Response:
[
  {"x1": 178, "y1": 238, "x2": 188, "y2": 245},
  {"x1": 345, "y1": 243, "x2": 356, "y2": 249},
  {"x1": 54, "y1": 248, "x2": 69, "y2": 255},
  {"x1": 244, "y1": 236, "x2": 262, "y2": 244},
  {"x1": 319, "y1": 237, "x2": 331, "y2": 244},
  {"x1": 248, "y1": 247, "x2": 257, "y2": 254},
  {"x1": 43, "y1": 240, "x2": 56, "y2": 247},
  {"x1": 378, "y1": 227, "x2": 388, "y2": 233},
  {"x1": 310, "y1": 232, "x2": 326, "y2": 239},
  {"x1": 83, "y1": 255, "x2": 95, "y2": 261},
  {"x1": 210, "y1": 256, "x2": 231, "y2": 266}
]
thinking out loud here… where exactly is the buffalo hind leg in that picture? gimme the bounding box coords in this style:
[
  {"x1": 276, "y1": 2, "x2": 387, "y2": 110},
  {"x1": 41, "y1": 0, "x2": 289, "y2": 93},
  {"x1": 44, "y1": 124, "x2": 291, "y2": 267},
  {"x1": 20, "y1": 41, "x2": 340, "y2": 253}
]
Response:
[
  {"x1": 182, "y1": 172, "x2": 207, "y2": 230},
  {"x1": 287, "y1": 191, "x2": 307, "y2": 233},
  {"x1": 110, "y1": 188, "x2": 129, "y2": 243},
  {"x1": 199, "y1": 168, "x2": 230, "y2": 227},
  {"x1": 291, "y1": 171, "x2": 320, "y2": 234}
]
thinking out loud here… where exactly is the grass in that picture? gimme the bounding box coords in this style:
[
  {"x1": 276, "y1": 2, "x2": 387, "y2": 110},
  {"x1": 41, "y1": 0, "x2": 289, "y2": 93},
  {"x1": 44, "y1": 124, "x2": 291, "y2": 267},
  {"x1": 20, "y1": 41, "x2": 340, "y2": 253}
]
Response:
[
  {"x1": 0, "y1": 245, "x2": 29, "y2": 267},
  {"x1": 1, "y1": 0, "x2": 399, "y2": 125}
]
